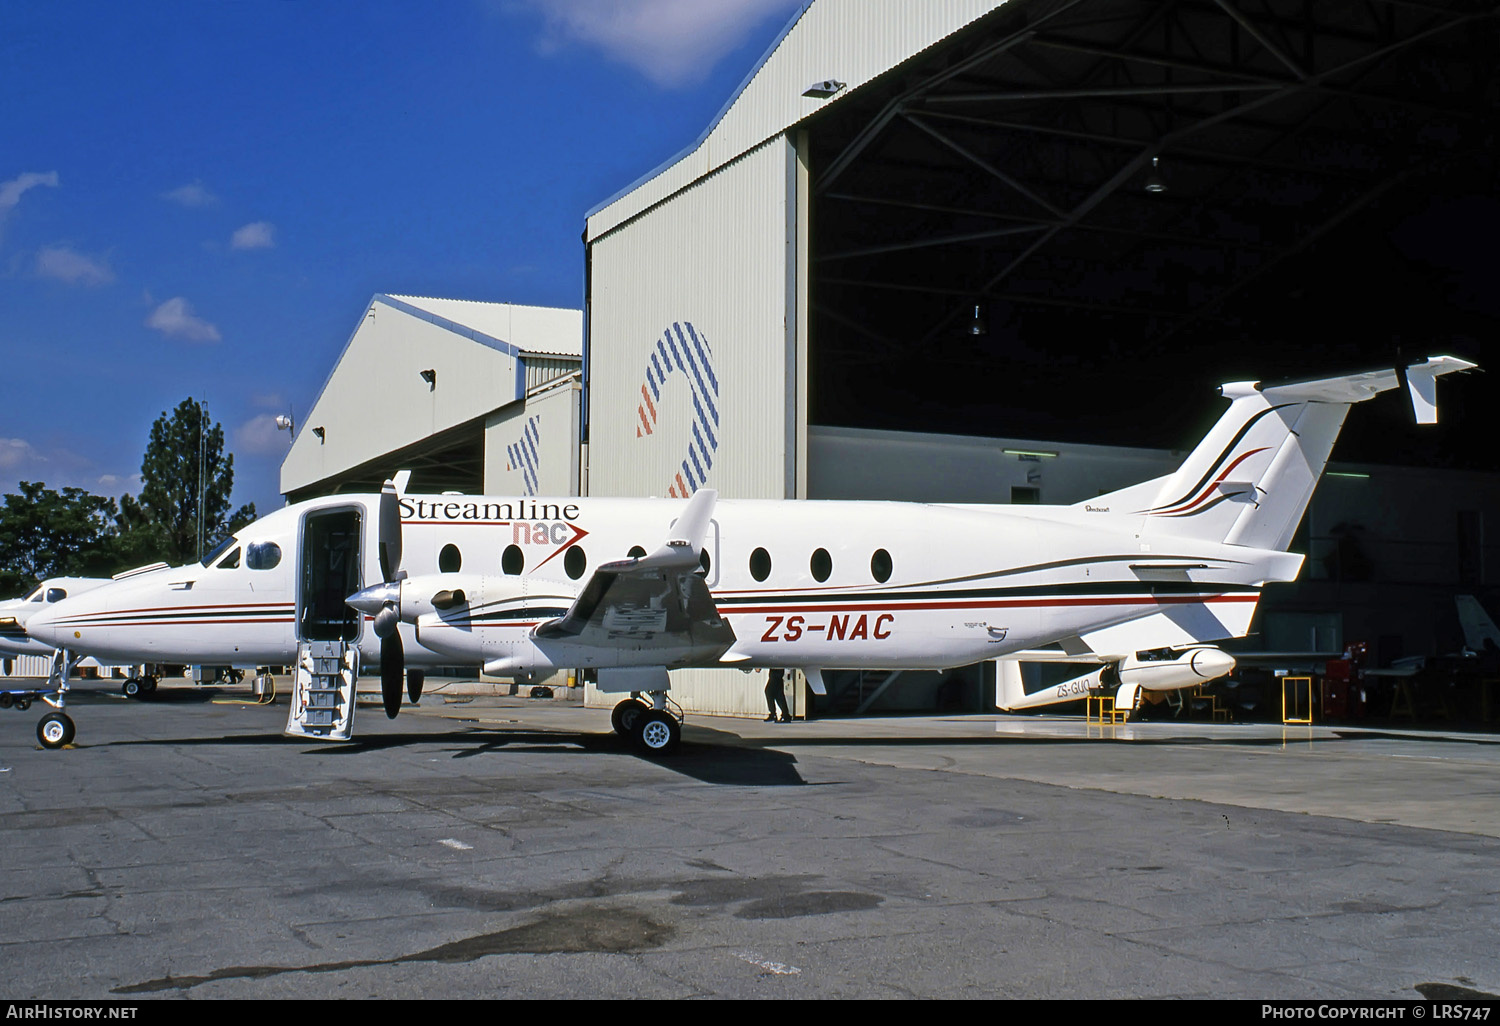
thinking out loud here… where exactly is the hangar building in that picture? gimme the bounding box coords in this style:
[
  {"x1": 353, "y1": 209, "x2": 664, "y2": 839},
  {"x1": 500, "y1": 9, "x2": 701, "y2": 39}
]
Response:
[
  {"x1": 281, "y1": 294, "x2": 582, "y2": 502},
  {"x1": 580, "y1": 0, "x2": 1499, "y2": 714}
]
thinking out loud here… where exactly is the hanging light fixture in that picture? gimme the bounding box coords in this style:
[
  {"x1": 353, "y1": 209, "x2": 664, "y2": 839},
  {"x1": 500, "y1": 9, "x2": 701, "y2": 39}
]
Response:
[
  {"x1": 1144, "y1": 155, "x2": 1167, "y2": 194},
  {"x1": 968, "y1": 302, "x2": 988, "y2": 336}
]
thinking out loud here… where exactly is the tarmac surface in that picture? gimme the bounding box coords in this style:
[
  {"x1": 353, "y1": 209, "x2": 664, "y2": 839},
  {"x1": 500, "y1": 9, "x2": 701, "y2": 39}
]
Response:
[{"x1": 2, "y1": 676, "x2": 1499, "y2": 1000}]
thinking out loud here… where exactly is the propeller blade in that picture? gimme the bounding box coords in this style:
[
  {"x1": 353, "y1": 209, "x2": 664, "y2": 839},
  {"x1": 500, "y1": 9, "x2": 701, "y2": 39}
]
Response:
[
  {"x1": 407, "y1": 669, "x2": 424, "y2": 703},
  {"x1": 378, "y1": 479, "x2": 402, "y2": 582},
  {"x1": 381, "y1": 631, "x2": 404, "y2": 719},
  {"x1": 373, "y1": 601, "x2": 399, "y2": 639}
]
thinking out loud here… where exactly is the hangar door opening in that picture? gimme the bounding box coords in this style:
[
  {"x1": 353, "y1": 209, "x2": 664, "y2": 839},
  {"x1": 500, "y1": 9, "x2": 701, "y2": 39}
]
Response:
[{"x1": 800, "y1": 0, "x2": 1497, "y2": 468}]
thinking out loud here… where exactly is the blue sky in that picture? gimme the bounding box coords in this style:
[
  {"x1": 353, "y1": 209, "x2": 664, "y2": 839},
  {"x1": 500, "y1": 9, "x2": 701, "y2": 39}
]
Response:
[{"x1": 0, "y1": 0, "x2": 803, "y2": 516}]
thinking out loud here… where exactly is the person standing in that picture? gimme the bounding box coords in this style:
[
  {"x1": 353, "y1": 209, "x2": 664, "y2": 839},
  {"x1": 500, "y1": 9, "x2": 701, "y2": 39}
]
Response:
[{"x1": 765, "y1": 667, "x2": 792, "y2": 723}]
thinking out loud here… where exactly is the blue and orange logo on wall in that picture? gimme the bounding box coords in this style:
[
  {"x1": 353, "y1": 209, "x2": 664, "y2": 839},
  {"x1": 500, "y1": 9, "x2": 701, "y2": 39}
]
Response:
[
  {"x1": 506, "y1": 415, "x2": 542, "y2": 496},
  {"x1": 635, "y1": 322, "x2": 719, "y2": 498}
]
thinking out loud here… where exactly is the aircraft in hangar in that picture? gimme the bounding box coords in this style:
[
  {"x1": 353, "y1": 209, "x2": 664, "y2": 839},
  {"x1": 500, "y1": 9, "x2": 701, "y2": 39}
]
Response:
[{"x1": 24, "y1": 357, "x2": 1476, "y2": 753}]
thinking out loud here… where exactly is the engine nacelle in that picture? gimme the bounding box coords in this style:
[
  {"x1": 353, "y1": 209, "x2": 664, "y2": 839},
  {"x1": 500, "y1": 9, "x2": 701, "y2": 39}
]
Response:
[
  {"x1": 409, "y1": 575, "x2": 576, "y2": 672},
  {"x1": 1119, "y1": 647, "x2": 1236, "y2": 692}
]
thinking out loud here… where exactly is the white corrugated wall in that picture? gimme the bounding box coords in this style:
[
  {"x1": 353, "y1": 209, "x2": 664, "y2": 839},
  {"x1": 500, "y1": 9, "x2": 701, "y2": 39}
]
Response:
[{"x1": 589, "y1": 134, "x2": 797, "y2": 503}]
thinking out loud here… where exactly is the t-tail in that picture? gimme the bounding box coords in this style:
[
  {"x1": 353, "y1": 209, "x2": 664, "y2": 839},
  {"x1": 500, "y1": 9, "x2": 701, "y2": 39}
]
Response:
[{"x1": 1084, "y1": 356, "x2": 1476, "y2": 550}]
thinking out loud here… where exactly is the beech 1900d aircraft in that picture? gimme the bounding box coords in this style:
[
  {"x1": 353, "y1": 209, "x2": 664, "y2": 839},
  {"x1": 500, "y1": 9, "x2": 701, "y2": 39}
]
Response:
[{"x1": 25, "y1": 357, "x2": 1475, "y2": 753}]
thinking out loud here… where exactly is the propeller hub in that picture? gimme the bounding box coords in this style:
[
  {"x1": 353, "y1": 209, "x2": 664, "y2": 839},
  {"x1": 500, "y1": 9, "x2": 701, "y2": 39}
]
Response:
[{"x1": 347, "y1": 581, "x2": 399, "y2": 617}]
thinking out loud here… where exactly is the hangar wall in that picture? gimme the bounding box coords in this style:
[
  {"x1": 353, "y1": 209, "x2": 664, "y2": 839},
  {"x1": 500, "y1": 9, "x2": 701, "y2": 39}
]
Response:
[
  {"x1": 588, "y1": 134, "x2": 807, "y2": 502},
  {"x1": 809, "y1": 426, "x2": 1179, "y2": 504},
  {"x1": 483, "y1": 377, "x2": 580, "y2": 497}
]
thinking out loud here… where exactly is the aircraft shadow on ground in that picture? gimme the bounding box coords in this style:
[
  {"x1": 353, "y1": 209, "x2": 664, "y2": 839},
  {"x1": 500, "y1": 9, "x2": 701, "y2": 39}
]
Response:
[{"x1": 82, "y1": 721, "x2": 810, "y2": 786}]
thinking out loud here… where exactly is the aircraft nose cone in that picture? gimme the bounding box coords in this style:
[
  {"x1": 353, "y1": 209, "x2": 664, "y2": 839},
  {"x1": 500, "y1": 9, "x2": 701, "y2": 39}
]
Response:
[
  {"x1": 1190, "y1": 647, "x2": 1237, "y2": 680},
  {"x1": 24, "y1": 606, "x2": 65, "y2": 647},
  {"x1": 346, "y1": 581, "x2": 398, "y2": 616}
]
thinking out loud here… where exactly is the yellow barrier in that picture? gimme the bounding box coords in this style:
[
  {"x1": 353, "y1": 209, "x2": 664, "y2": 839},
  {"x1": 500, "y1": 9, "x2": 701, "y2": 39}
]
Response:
[{"x1": 1281, "y1": 675, "x2": 1313, "y2": 725}]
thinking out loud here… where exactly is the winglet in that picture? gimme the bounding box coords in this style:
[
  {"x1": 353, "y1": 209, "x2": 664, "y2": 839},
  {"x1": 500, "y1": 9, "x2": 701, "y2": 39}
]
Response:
[{"x1": 668, "y1": 488, "x2": 717, "y2": 552}]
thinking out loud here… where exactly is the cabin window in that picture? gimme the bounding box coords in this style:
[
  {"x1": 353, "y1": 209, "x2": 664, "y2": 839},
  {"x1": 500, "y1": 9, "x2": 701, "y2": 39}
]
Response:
[
  {"x1": 502, "y1": 544, "x2": 524, "y2": 575},
  {"x1": 564, "y1": 546, "x2": 587, "y2": 580},
  {"x1": 811, "y1": 548, "x2": 832, "y2": 583},
  {"x1": 439, "y1": 544, "x2": 462, "y2": 573},
  {"x1": 247, "y1": 542, "x2": 281, "y2": 571},
  {"x1": 214, "y1": 546, "x2": 242, "y2": 570},
  {"x1": 45, "y1": 587, "x2": 67, "y2": 603},
  {"x1": 871, "y1": 549, "x2": 892, "y2": 583},
  {"x1": 628, "y1": 545, "x2": 647, "y2": 559},
  {"x1": 749, "y1": 547, "x2": 771, "y2": 582}
]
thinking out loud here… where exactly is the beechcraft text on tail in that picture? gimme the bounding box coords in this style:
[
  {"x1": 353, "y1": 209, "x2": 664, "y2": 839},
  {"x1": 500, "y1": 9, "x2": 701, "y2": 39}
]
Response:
[{"x1": 25, "y1": 357, "x2": 1476, "y2": 753}]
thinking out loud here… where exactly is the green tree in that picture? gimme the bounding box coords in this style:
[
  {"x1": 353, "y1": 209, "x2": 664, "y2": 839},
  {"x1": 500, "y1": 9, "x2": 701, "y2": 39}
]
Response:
[
  {"x1": 0, "y1": 482, "x2": 120, "y2": 596},
  {"x1": 115, "y1": 398, "x2": 256, "y2": 566}
]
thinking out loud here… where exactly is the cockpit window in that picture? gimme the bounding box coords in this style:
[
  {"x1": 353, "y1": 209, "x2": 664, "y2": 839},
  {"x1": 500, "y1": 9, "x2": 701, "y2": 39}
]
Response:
[
  {"x1": 26, "y1": 587, "x2": 44, "y2": 602},
  {"x1": 201, "y1": 535, "x2": 238, "y2": 567},
  {"x1": 214, "y1": 546, "x2": 242, "y2": 570},
  {"x1": 45, "y1": 588, "x2": 67, "y2": 603},
  {"x1": 247, "y1": 542, "x2": 281, "y2": 571}
]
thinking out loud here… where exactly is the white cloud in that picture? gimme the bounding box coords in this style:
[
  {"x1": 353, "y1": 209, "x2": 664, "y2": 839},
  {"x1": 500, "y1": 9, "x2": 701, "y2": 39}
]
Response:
[
  {"x1": 522, "y1": 0, "x2": 801, "y2": 87},
  {"x1": 36, "y1": 244, "x2": 115, "y2": 286},
  {"x1": 146, "y1": 297, "x2": 221, "y2": 343},
  {"x1": 230, "y1": 221, "x2": 275, "y2": 250},
  {"x1": 95, "y1": 472, "x2": 143, "y2": 496},
  {"x1": 0, "y1": 171, "x2": 59, "y2": 213},
  {"x1": 0, "y1": 171, "x2": 60, "y2": 244},
  {"x1": 0, "y1": 437, "x2": 43, "y2": 472},
  {"x1": 162, "y1": 181, "x2": 217, "y2": 207},
  {"x1": 234, "y1": 414, "x2": 292, "y2": 456}
]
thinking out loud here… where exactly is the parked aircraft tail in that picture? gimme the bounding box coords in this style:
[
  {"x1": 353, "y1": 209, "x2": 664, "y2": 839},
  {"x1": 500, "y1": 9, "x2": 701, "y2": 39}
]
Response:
[
  {"x1": 1456, "y1": 596, "x2": 1500, "y2": 654},
  {"x1": 1084, "y1": 356, "x2": 1475, "y2": 551}
]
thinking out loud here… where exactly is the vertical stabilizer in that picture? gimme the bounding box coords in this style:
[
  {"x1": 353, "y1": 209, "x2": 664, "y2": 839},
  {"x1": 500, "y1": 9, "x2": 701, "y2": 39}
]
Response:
[
  {"x1": 1124, "y1": 357, "x2": 1474, "y2": 550},
  {"x1": 1456, "y1": 596, "x2": 1500, "y2": 653}
]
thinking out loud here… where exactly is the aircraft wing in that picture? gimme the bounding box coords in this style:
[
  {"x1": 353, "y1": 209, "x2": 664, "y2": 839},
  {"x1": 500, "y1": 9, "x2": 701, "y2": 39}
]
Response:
[
  {"x1": 1051, "y1": 601, "x2": 1261, "y2": 661},
  {"x1": 534, "y1": 489, "x2": 736, "y2": 660}
]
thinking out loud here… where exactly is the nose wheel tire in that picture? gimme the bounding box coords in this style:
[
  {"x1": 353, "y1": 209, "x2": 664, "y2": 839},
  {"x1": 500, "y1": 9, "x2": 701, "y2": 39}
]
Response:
[
  {"x1": 611, "y1": 698, "x2": 648, "y2": 737},
  {"x1": 631, "y1": 709, "x2": 681, "y2": 757},
  {"x1": 37, "y1": 712, "x2": 75, "y2": 749}
]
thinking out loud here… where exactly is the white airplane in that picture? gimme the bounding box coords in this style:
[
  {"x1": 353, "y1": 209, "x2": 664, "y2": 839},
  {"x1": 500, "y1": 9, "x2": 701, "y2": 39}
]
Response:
[
  {"x1": 995, "y1": 644, "x2": 1237, "y2": 717},
  {"x1": 26, "y1": 357, "x2": 1475, "y2": 754},
  {"x1": 1363, "y1": 595, "x2": 1500, "y2": 680},
  {"x1": 0, "y1": 577, "x2": 112, "y2": 662}
]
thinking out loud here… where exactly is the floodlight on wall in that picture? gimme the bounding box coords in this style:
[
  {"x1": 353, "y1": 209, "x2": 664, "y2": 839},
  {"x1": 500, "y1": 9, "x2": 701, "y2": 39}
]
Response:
[
  {"x1": 420, "y1": 368, "x2": 436, "y2": 390},
  {"x1": 968, "y1": 303, "x2": 988, "y2": 336},
  {"x1": 803, "y1": 79, "x2": 845, "y2": 99},
  {"x1": 311, "y1": 426, "x2": 325, "y2": 443},
  {"x1": 274, "y1": 413, "x2": 294, "y2": 435},
  {"x1": 1144, "y1": 155, "x2": 1167, "y2": 194}
]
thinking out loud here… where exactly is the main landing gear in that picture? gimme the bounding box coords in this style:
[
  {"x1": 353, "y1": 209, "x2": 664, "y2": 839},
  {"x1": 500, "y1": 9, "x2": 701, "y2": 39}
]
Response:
[
  {"x1": 122, "y1": 675, "x2": 158, "y2": 699},
  {"x1": 610, "y1": 695, "x2": 682, "y2": 757}
]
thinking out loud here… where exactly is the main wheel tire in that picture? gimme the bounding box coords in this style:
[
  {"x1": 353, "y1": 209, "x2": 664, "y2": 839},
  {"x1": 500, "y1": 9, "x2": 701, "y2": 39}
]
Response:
[
  {"x1": 122, "y1": 678, "x2": 141, "y2": 699},
  {"x1": 631, "y1": 709, "x2": 681, "y2": 757},
  {"x1": 611, "y1": 698, "x2": 647, "y2": 737},
  {"x1": 142, "y1": 677, "x2": 158, "y2": 696},
  {"x1": 37, "y1": 712, "x2": 75, "y2": 749}
]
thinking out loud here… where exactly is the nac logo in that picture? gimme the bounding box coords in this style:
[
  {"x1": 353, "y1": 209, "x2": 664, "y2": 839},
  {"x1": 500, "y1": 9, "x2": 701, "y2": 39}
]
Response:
[
  {"x1": 635, "y1": 321, "x2": 719, "y2": 498},
  {"x1": 506, "y1": 415, "x2": 542, "y2": 496}
]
